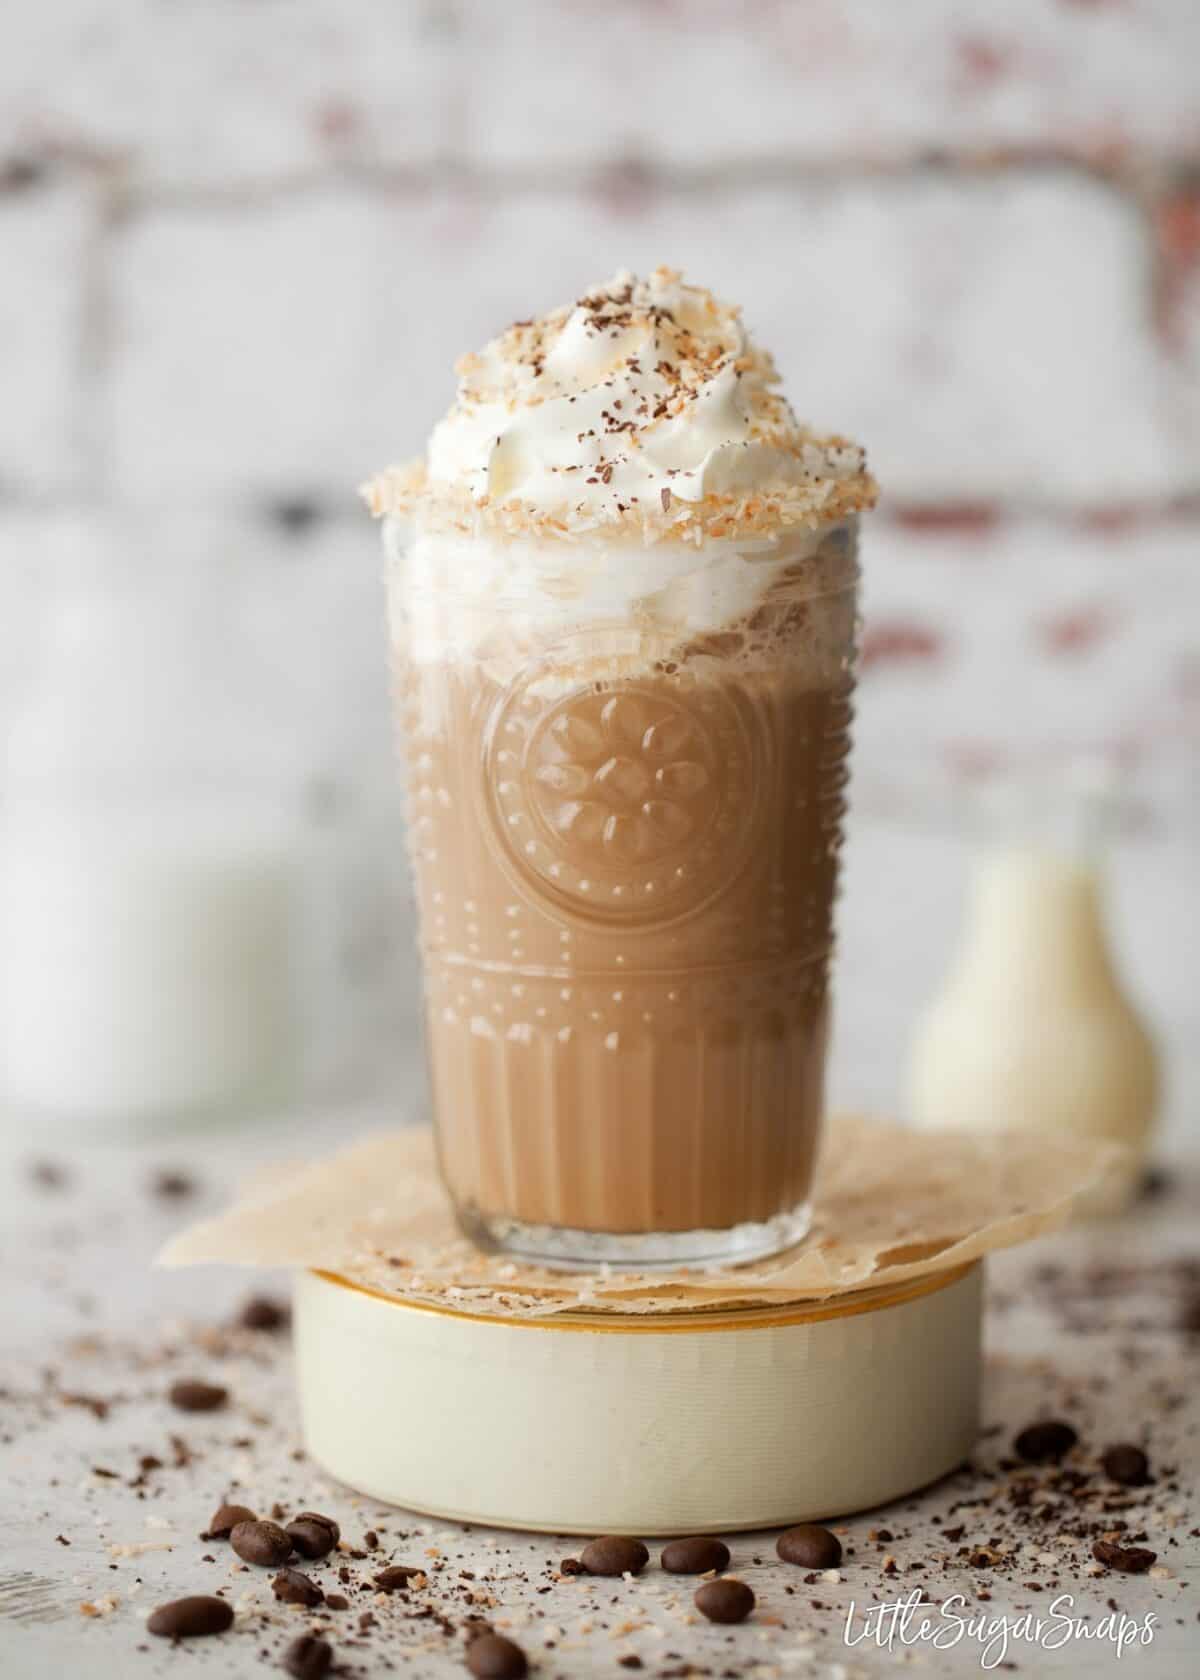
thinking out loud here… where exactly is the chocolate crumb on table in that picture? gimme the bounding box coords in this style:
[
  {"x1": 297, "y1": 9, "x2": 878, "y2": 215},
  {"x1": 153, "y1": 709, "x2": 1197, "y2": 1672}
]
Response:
[
  {"x1": 1093, "y1": 1538, "x2": 1158, "y2": 1573},
  {"x1": 273, "y1": 1567, "x2": 325, "y2": 1606},
  {"x1": 375, "y1": 1564, "x2": 427, "y2": 1591}
]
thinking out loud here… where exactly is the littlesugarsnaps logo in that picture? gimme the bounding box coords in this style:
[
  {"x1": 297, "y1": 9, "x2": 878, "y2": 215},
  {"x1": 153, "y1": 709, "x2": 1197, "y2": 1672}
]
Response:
[{"x1": 842, "y1": 1589, "x2": 1156, "y2": 1670}]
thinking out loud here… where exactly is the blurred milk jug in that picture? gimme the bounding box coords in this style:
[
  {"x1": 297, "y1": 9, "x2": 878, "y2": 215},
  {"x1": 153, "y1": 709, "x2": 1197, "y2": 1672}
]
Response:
[
  {"x1": 907, "y1": 771, "x2": 1159, "y2": 1213},
  {"x1": 0, "y1": 536, "x2": 302, "y2": 1128}
]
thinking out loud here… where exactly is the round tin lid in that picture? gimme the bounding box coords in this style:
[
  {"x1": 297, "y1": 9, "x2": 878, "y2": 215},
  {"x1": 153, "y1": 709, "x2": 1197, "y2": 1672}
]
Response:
[{"x1": 295, "y1": 1260, "x2": 983, "y2": 1535}]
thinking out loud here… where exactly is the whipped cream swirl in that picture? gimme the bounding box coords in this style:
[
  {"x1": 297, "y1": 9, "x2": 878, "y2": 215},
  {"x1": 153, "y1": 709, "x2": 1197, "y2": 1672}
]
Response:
[
  {"x1": 427, "y1": 268, "x2": 864, "y2": 517},
  {"x1": 366, "y1": 268, "x2": 874, "y2": 542}
]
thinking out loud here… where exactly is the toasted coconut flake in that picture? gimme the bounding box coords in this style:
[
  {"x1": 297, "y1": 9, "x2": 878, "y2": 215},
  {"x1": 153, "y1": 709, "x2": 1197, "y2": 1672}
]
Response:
[{"x1": 362, "y1": 456, "x2": 876, "y2": 546}]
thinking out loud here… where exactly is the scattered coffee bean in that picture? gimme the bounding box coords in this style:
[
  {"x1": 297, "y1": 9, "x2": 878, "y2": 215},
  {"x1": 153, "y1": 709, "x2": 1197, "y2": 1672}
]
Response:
[
  {"x1": 777, "y1": 1524, "x2": 842, "y2": 1569},
  {"x1": 580, "y1": 1536, "x2": 649, "y2": 1577},
  {"x1": 284, "y1": 1632, "x2": 333, "y2": 1679},
  {"x1": 1013, "y1": 1420, "x2": 1077, "y2": 1463},
  {"x1": 375, "y1": 1565, "x2": 425, "y2": 1591},
  {"x1": 1093, "y1": 1540, "x2": 1157, "y2": 1574},
  {"x1": 1101, "y1": 1443, "x2": 1150, "y2": 1486},
  {"x1": 239, "y1": 1294, "x2": 290, "y2": 1332},
  {"x1": 661, "y1": 1536, "x2": 731, "y2": 1575},
  {"x1": 147, "y1": 1595, "x2": 234, "y2": 1638},
  {"x1": 325, "y1": 1593, "x2": 350, "y2": 1611},
  {"x1": 466, "y1": 1632, "x2": 528, "y2": 1678},
  {"x1": 231, "y1": 1519, "x2": 294, "y2": 1568},
  {"x1": 273, "y1": 1568, "x2": 325, "y2": 1607},
  {"x1": 286, "y1": 1510, "x2": 340, "y2": 1560},
  {"x1": 695, "y1": 1577, "x2": 755, "y2": 1624},
  {"x1": 168, "y1": 1379, "x2": 228, "y2": 1413},
  {"x1": 205, "y1": 1502, "x2": 257, "y2": 1539}
]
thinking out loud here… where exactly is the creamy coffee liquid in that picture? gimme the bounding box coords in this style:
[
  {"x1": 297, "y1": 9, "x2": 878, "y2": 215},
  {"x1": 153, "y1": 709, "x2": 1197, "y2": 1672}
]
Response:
[{"x1": 390, "y1": 524, "x2": 858, "y2": 1238}]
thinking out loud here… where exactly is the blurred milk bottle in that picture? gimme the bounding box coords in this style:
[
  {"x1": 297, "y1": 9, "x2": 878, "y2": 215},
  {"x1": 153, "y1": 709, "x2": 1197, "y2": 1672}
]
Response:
[
  {"x1": 0, "y1": 522, "x2": 303, "y2": 1129},
  {"x1": 907, "y1": 767, "x2": 1159, "y2": 1213}
]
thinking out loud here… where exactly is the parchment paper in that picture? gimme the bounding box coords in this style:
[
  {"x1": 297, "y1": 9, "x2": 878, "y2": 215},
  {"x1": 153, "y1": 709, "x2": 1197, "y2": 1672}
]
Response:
[{"x1": 160, "y1": 1118, "x2": 1122, "y2": 1318}]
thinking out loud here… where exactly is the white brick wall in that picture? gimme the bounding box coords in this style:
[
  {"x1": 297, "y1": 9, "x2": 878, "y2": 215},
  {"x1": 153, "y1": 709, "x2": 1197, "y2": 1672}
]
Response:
[
  {"x1": 107, "y1": 186, "x2": 613, "y2": 502},
  {"x1": 462, "y1": 0, "x2": 1200, "y2": 169},
  {"x1": 6, "y1": 2, "x2": 1198, "y2": 184},
  {"x1": 1, "y1": 2, "x2": 1198, "y2": 1079},
  {"x1": 856, "y1": 514, "x2": 1200, "y2": 822},
  {"x1": 0, "y1": 183, "x2": 95, "y2": 497},
  {"x1": 0, "y1": 1, "x2": 451, "y2": 189},
  {"x1": 107, "y1": 173, "x2": 1195, "y2": 507}
]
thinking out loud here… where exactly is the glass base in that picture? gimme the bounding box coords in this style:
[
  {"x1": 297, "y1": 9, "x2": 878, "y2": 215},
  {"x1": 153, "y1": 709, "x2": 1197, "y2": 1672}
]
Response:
[{"x1": 456, "y1": 1201, "x2": 813, "y2": 1273}]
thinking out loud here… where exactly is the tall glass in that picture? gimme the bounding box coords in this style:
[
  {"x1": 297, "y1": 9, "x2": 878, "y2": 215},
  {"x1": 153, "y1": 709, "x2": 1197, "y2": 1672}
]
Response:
[{"x1": 386, "y1": 516, "x2": 860, "y2": 1267}]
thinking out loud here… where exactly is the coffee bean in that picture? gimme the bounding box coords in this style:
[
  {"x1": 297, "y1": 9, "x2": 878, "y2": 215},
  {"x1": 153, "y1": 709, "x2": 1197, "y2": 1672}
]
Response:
[
  {"x1": 147, "y1": 1595, "x2": 234, "y2": 1638},
  {"x1": 325, "y1": 1593, "x2": 350, "y2": 1611},
  {"x1": 239, "y1": 1294, "x2": 290, "y2": 1332},
  {"x1": 168, "y1": 1379, "x2": 228, "y2": 1413},
  {"x1": 661, "y1": 1536, "x2": 730, "y2": 1575},
  {"x1": 777, "y1": 1524, "x2": 842, "y2": 1569},
  {"x1": 1093, "y1": 1539, "x2": 1157, "y2": 1573},
  {"x1": 205, "y1": 1502, "x2": 256, "y2": 1539},
  {"x1": 1101, "y1": 1443, "x2": 1150, "y2": 1486},
  {"x1": 374, "y1": 1564, "x2": 425, "y2": 1591},
  {"x1": 695, "y1": 1578, "x2": 755, "y2": 1624},
  {"x1": 273, "y1": 1568, "x2": 324, "y2": 1607},
  {"x1": 1013, "y1": 1420, "x2": 1077, "y2": 1463},
  {"x1": 230, "y1": 1519, "x2": 294, "y2": 1567},
  {"x1": 466, "y1": 1632, "x2": 528, "y2": 1678},
  {"x1": 286, "y1": 1510, "x2": 340, "y2": 1560},
  {"x1": 284, "y1": 1632, "x2": 333, "y2": 1679},
  {"x1": 580, "y1": 1536, "x2": 649, "y2": 1577}
]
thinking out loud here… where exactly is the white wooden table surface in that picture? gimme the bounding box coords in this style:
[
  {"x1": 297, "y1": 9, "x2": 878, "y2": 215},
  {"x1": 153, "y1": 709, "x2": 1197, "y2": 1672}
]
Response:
[{"x1": 2, "y1": 1093, "x2": 1197, "y2": 1680}]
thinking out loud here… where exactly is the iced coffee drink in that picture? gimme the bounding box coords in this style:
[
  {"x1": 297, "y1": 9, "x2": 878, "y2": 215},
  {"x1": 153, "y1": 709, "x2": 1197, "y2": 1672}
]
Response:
[{"x1": 366, "y1": 268, "x2": 875, "y2": 1266}]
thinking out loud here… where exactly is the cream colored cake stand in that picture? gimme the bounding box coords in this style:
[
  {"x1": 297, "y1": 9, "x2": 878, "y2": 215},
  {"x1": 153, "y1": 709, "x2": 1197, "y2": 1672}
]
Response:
[{"x1": 295, "y1": 1260, "x2": 982, "y2": 1535}]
